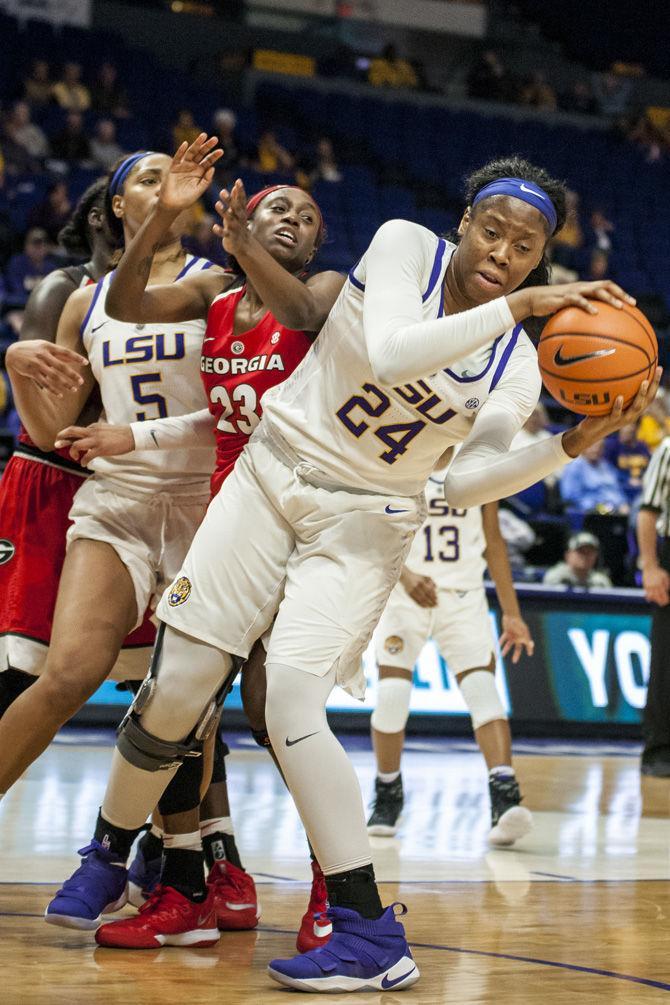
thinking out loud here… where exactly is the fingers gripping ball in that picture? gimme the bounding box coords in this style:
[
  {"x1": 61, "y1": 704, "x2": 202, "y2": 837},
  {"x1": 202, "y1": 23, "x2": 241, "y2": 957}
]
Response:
[{"x1": 538, "y1": 303, "x2": 657, "y2": 416}]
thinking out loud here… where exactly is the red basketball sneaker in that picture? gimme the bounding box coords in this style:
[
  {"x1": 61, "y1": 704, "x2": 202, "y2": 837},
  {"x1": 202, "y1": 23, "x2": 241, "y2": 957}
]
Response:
[
  {"x1": 95, "y1": 885, "x2": 219, "y2": 949},
  {"x1": 207, "y1": 860, "x2": 260, "y2": 930},
  {"x1": 296, "y1": 860, "x2": 332, "y2": 953}
]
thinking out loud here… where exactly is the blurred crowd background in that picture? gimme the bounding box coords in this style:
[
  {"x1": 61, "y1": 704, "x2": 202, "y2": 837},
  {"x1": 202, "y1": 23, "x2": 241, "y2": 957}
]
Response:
[{"x1": 1, "y1": 0, "x2": 669, "y2": 587}]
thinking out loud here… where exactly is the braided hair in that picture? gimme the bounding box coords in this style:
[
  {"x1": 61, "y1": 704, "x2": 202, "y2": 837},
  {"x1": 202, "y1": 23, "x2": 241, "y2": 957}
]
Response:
[{"x1": 57, "y1": 177, "x2": 109, "y2": 258}]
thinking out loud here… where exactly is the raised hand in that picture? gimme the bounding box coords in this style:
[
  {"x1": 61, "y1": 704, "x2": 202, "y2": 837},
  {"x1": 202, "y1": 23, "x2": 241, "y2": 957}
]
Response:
[
  {"x1": 54, "y1": 421, "x2": 135, "y2": 466},
  {"x1": 499, "y1": 614, "x2": 534, "y2": 664},
  {"x1": 5, "y1": 339, "x2": 88, "y2": 398},
  {"x1": 158, "y1": 133, "x2": 223, "y2": 214},
  {"x1": 213, "y1": 178, "x2": 250, "y2": 257}
]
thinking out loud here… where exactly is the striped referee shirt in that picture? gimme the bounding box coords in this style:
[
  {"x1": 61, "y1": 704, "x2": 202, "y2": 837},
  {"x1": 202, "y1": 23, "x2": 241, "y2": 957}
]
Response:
[{"x1": 640, "y1": 436, "x2": 670, "y2": 535}]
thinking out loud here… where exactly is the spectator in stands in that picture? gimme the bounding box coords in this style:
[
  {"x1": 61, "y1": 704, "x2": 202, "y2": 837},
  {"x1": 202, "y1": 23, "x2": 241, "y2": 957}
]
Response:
[
  {"x1": 593, "y1": 70, "x2": 632, "y2": 118},
  {"x1": 368, "y1": 43, "x2": 419, "y2": 90},
  {"x1": 583, "y1": 247, "x2": 610, "y2": 282},
  {"x1": 519, "y1": 71, "x2": 558, "y2": 112},
  {"x1": 627, "y1": 110, "x2": 667, "y2": 163},
  {"x1": 543, "y1": 532, "x2": 612, "y2": 589},
  {"x1": 90, "y1": 118, "x2": 124, "y2": 170},
  {"x1": 560, "y1": 440, "x2": 629, "y2": 514},
  {"x1": 50, "y1": 111, "x2": 92, "y2": 164},
  {"x1": 90, "y1": 61, "x2": 130, "y2": 118},
  {"x1": 172, "y1": 109, "x2": 203, "y2": 149},
  {"x1": 637, "y1": 438, "x2": 670, "y2": 776},
  {"x1": 28, "y1": 180, "x2": 72, "y2": 244},
  {"x1": 466, "y1": 49, "x2": 514, "y2": 103},
  {"x1": 298, "y1": 136, "x2": 343, "y2": 189},
  {"x1": 604, "y1": 424, "x2": 651, "y2": 506},
  {"x1": 211, "y1": 108, "x2": 240, "y2": 182},
  {"x1": 561, "y1": 79, "x2": 598, "y2": 116},
  {"x1": 3, "y1": 101, "x2": 49, "y2": 163},
  {"x1": 638, "y1": 388, "x2": 670, "y2": 451},
  {"x1": 22, "y1": 59, "x2": 54, "y2": 110},
  {"x1": 253, "y1": 129, "x2": 295, "y2": 175},
  {"x1": 4, "y1": 227, "x2": 57, "y2": 307},
  {"x1": 497, "y1": 505, "x2": 537, "y2": 571},
  {"x1": 589, "y1": 208, "x2": 615, "y2": 253},
  {"x1": 52, "y1": 62, "x2": 91, "y2": 112}
]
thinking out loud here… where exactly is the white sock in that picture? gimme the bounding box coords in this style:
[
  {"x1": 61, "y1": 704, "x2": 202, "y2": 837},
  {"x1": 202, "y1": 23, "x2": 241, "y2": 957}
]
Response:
[
  {"x1": 378, "y1": 770, "x2": 401, "y2": 784},
  {"x1": 163, "y1": 830, "x2": 202, "y2": 852},
  {"x1": 200, "y1": 816, "x2": 234, "y2": 838},
  {"x1": 489, "y1": 765, "x2": 515, "y2": 779}
]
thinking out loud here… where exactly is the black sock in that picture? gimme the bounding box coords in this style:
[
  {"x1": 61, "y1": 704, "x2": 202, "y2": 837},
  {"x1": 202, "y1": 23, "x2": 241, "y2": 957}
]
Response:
[
  {"x1": 325, "y1": 864, "x2": 383, "y2": 919},
  {"x1": 94, "y1": 810, "x2": 141, "y2": 861},
  {"x1": 162, "y1": 847, "x2": 207, "y2": 902},
  {"x1": 203, "y1": 830, "x2": 243, "y2": 871},
  {"x1": 138, "y1": 828, "x2": 163, "y2": 862}
]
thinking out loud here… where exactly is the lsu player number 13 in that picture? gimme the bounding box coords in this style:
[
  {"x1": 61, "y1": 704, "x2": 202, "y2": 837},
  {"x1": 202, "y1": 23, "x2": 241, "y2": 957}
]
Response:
[{"x1": 368, "y1": 466, "x2": 534, "y2": 847}]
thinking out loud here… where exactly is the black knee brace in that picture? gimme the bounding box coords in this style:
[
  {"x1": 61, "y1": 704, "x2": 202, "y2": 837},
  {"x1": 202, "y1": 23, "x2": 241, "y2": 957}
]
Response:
[{"x1": 0, "y1": 668, "x2": 37, "y2": 717}]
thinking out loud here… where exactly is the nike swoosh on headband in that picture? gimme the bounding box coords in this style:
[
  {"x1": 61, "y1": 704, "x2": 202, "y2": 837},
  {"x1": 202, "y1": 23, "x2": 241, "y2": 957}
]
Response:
[
  {"x1": 553, "y1": 345, "x2": 616, "y2": 367},
  {"x1": 520, "y1": 182, "x2": 547, "y2": 201}
]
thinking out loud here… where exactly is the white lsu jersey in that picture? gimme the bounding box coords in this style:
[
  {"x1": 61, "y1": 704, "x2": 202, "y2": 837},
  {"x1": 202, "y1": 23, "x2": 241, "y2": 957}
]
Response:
[
  {"x1": 406, "y1": 474, "x2": 486, "y2": 591},
  {"x1": 260, "y1": 222, "x2": 540, "y2": 497},
  {"x1": 81, "y1": 257, "x2": 216, "y2": 494}
]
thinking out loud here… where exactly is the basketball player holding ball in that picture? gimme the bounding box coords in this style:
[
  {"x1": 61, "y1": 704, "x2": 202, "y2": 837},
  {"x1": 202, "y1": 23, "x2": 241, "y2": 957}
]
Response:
[{"x1": 23, "y1": 153, "x2": 660, "y2": 993}]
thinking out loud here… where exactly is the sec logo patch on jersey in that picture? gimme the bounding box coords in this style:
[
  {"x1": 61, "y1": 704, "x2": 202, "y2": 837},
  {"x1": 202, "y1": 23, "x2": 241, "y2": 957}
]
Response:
[
  {"x1": 465, "y1": 397, "x2": 480, "y2": 409},
  {"x1": 167, "y1": 576, "x2": 192, "y2": 607},
  {"x1": 384, "y1": 635, "x2": 404, "y2": 655},
  {"x1": 0, "y1": 539, "x2": 15, "y2": 565}
]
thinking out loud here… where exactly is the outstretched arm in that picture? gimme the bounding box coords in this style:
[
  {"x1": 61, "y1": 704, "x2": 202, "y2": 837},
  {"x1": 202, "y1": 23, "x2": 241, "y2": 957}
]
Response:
[{"x1": 55, "y1": 409, "x2": 215, "y2": 465}]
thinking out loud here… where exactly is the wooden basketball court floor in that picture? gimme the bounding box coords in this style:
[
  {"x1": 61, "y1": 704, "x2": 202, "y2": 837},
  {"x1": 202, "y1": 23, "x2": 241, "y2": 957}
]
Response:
[{"x1": 1, "y1": 731, "x2": 668, "y2": 1004}]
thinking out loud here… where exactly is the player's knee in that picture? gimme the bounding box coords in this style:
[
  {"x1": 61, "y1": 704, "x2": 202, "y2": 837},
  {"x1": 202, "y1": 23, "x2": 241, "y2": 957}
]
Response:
[
  {"x1": 457, "y1": 668, "x2": 506, "y2": 731},
  {"x1": 38, "y1": 659, "x2": 100, "y2": 719},
  {"x1": 370, "y1": 676, "x2": 412, "y2": 734}
]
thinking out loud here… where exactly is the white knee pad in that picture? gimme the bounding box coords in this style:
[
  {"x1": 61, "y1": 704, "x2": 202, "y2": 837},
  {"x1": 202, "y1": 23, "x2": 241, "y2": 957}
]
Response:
[
  {"x1": 457, "y1": 670, "x2": 506, "y2": 731},
  {"x1": 370, "y1": 677, "x2": 412, "y2": 734}
]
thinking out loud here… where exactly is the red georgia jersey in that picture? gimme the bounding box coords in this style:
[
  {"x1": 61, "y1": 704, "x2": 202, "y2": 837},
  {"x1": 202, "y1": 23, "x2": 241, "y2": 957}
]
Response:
[{"x1": 201, "y1": 285, "x2": 314, "y2": 496}]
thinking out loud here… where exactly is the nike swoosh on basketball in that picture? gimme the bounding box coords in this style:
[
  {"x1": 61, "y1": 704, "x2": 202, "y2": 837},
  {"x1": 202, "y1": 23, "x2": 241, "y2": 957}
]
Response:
[
  {"x1": 553, "y1": 345, "x2": 616, "y2": 367},
  {"x1": 381, "y1": 965, "x2": 417, "y2": 989},
  {"x1": 285, "y1": 731, "x2": 320, "y2": 747},
  {"x1": 520, "y1": 182, "x2": 546, "y2": 201},
  {"x1": 385, "y1": 505, "x2": 409, "y2": 515}
]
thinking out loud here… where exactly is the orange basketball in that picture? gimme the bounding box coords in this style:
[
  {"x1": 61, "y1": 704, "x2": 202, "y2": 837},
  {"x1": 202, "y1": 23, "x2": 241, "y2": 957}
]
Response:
[{"x1": 537, "y1": 302, "x2": 657, "y2": 416}]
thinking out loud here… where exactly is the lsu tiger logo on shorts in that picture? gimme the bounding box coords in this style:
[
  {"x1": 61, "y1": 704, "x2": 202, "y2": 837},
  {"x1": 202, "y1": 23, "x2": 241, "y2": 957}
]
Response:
[
  {"x1": 0, "y1": 539, "x2": 15, "y2": 565},
  {"x1": 168, "y1": 576, "x2": 192, "y2": 607},
  {"x1": 384, "y1": 635, "x2": 404, "y2": 655}
]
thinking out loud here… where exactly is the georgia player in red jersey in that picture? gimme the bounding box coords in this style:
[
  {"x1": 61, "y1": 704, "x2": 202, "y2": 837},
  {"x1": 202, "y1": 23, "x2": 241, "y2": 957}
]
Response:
[
  {"x1": 51, "y1": 136, "x2": 346, "y2": 952},
  {"x1": 0, "y1": 179, "x2": 156, "y2": 719}
]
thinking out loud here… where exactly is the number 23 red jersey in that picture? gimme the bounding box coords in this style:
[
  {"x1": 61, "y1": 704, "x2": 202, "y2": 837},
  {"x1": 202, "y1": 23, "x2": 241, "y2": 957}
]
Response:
[{"x1": 202, "y1": 285, "x2": 314, "y2": 496}]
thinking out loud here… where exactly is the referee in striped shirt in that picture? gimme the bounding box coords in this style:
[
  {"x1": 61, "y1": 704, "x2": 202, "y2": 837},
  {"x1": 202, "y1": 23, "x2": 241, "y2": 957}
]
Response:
[{"x1": 637, "y1": 436, "x2": 670, "y2": 776}]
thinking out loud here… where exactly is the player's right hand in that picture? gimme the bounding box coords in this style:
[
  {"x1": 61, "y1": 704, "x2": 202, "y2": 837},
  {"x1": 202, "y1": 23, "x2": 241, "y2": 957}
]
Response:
[
  {"x1": 401, "y1": 570, "x2": 438, "y2": 608},
  {"x1": 158, "y1": 134, "x2": 223, "y2": 213},
  {"x1": 5, "y1": 339, "x2": 88, "y2": 397},
  {"x1": 642, "y1": 565, "x2": 670, "y2": 607},
  {"x1": 507, "y1": 280, "x2": 636, "y2": 321},
  {"x1": 54, "y1": 421, "x2": 134, "y2": 466}
]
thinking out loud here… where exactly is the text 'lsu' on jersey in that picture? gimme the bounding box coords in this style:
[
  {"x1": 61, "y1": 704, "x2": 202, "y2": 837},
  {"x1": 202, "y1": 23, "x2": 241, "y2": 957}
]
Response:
[
  {"x1": 81, "y1": 256, "x2": 215, "y2": 494},
  {"x1": 260, "y1": 222, "x2": 539, "y2": 497}
]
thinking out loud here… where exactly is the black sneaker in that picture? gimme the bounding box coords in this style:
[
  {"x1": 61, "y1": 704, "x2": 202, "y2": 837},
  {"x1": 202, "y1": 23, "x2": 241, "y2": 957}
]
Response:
[
  {"x1": 488, "y1": 774, "x2": 533, "y2": 847},
  {"x1": 367, "y1": 776, "x2": 404, "y2": 836}
]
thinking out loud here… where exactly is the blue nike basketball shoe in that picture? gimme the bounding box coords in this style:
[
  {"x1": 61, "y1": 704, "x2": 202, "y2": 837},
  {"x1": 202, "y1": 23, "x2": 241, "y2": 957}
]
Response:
[{"x1": 268, "y1": 903, "x2": 419, "y2": 992}]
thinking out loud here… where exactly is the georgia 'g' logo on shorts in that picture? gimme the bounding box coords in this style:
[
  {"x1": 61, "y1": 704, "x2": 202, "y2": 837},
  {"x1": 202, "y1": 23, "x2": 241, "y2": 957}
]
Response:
[
  {"x1": 384, "y1": 635, "x2": 404, "y2": 655},
  {"x1": 167, "y1": 576, "x2": 192, "y2": 607},
  {"x1": 0, "y1": 539, "x2": 15, "y2": 565}
]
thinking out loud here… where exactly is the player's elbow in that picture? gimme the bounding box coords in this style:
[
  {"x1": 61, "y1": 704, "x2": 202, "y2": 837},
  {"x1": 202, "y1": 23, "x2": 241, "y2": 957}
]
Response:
[{"x1": 442, "y1": 470, "x2": 485, "y2": 509}]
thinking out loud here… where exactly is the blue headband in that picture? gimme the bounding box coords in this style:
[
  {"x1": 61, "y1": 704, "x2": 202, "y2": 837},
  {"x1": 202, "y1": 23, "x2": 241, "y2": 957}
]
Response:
[
  {"x1": 471, "y1": 177, "x2": 557, "y2": 234},
  {"x1": 109, "y1": 152, "x2": 157, "y2": 197}
]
